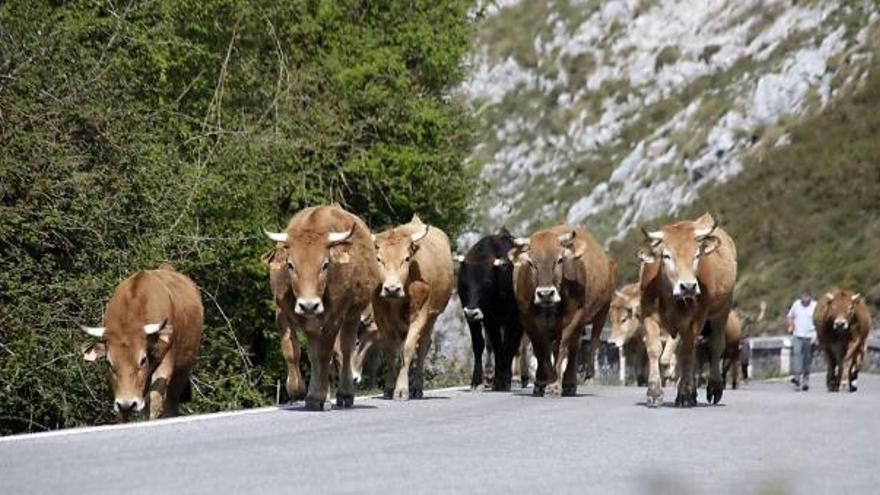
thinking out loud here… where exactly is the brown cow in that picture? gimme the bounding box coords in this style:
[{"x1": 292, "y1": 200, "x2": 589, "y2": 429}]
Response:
[
  {"x1": 80, "y1": 264, "x2": 203, "y2": 421},
  {"x1": 510, "y1": 225, "x2": 616, "y2": 396},
  {"x1": 638, "y1": 213, "x2": 737, "y2": 407},
  {"x1": 609, "y1": 283, "x2": 678, "y2": 386},
  {"x1": 814, "y1": 289, "x2": 871, "y2": 392},
  {"x1": 695, "y1": 309, "x2": 742, "y2": 389},
  {"x1": 372, "y1": 215, "x2": 454, "y2": 400},
  {"x1": 264, "y1": 205, "x2": 380, "y2": 410}
]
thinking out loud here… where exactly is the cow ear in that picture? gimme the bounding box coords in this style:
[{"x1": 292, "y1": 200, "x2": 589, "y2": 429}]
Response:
[
  {"x1": 851, "y1": 293, "x2": 862, "y2": 303},
  {"x1": 637, "y1": 247, "x2": 656, "y2": 264},
  {"x1": 825, "y1": 292, "x2": 834, "y2": 302},
  {"x1": 699, "y1": 235, "x2": 721, "y2": 256},
  {"x1": 558, "y1": 231, "x2": 585, "y2": 259},
  {"x1": 82, "y1": 342, "x2": 106, "y2": 362}
]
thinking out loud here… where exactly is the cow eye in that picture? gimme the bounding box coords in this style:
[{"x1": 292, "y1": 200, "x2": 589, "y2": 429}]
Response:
[
  {"x1": 661, "y1": 252, "x2": 672, "y2": 261},
  {"x1": 404, "y1": 255, "x2": 411, "y2": 263},
  {"x1": 286, "y1": 258, "x2": 295, "y2": 271},
  {"x1": 556, "y1": 256, "x2": 564, "y2": 265},
  {"x1": 321, "y1": 259, "x2": 330, "y2": 272},
  {"x1": 139, "y1": 355, "x2": 148, "y2": 368}
]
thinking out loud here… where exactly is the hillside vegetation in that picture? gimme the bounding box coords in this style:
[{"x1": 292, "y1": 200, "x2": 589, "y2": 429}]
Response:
[
  {"x1": 0, "y1": 0, "x2": 477, "y2": 435},
  {"x1": 610, "y1": 61, "x2": 880, "y2": 324}
]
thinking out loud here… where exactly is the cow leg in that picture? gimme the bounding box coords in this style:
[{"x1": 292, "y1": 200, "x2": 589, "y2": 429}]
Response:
[
  {"x1": 824, "y1": 346, "x2": 836, "y2": 392},
  {"x1": 585, "y1": 306, "x2": 609, "y2": 380},
  {"x1": 561, "y1": 335, "x2": 581, "y2": 396},
  {"x1": 280, "y1": 324, "x2": 306, "y2": 402},
  {"x1": 410, "y1": 318, "x2": 436, "y2": 399},
  {"x1": 842, "y1": 338, "x2": 860, "y2": 393},
  {"x1": 548, "y1": 309, "x2": 585, "y2": 397},
  {"x1": 467, "y1": 319, "x2": 486, "y2": 391},
  {"x1": 394, "y1": 310, "x2": 430, "y2": 401},
  {"x1": 336, "y1": 317, "x2": 358, "y2": 408},
  {"x1": 485, "y1": 320, "x2": 509, "y2": 391},
  {"x1": 483, "y1": 330, "x2": 495, "y2": 387},
  {"x1": 352, "y1": 329, "x2": 378, "y2": 384},
  {"x1": 518, "y1": 335, "x2": 531, "y2": 388},
  {"x1": 643, "y1": 316, "x2": 665, "y2": 407},
  {"x1": 148, "y1": 353, "x2": 175, "y2": 420},
  {"x1": 163, "y1": 367, "x2": 192, "y2": 418},
  {"x1": 730, "y1": 354, "x2": 740, "y2": 390},
  {"x1": 304, "y1": 332, "x2": 333, "y2": 411},
  {"x1": 528, "y1": 327, "x2": 553, "y2": 397},
  {"x1": 675, "y1": 319, "x2": 699, "y2": 408},
  {"x1": 706, "y1": 314, "x2": 726, "y2": 405},
  {"x1": 659, "y1": 335, "x2": 679, "y2": 386},
  {"x1": 511, "y1": 337, "x2": 522, "y2": 388}
]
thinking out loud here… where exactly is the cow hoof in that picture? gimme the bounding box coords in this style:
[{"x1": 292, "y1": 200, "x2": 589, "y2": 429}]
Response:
[
  {"x1": 646, "y1": 394, "x2": 663, "y2": 408},
  {"x1": 471, "y1": 384, "x2": 485, "y2": 393},
  {"x1": 336, "y1": 394, "x2": 354, "y2": 408},
  {"x1": 411, "y1": 388, "x2": 424, "y2": 399},
  {"x1": 647, "y1": 381, "x2": 663, "y2": 408},
  {"x1": 532, "y1": 385, "x2": 545, "y2": 397},
  {"x1": 707, "y1": 379, "x2": 723, "y2": 405},
  {"x1": 546, "y1": 383, "x2": 562, "y2": 397},
  {"x1": 383, "y1": 388, "x2": 395, "y2": 400},
  {"x1": 674, "y1": 394, "x2": 696, "y2": 408},
  {"x1": 521, "y1": 378, "x2": 530, "y2": 389},
  {"x1": 304, "y1": 399, "x2": 328, "y2": 411},
  {"x1": 562, "y1": 384, "x2": 577, "y2": 397},
  {"x1": 493, "y1": 382, "x2": 511, "y2": 392},
  {"x1": 393, "y1": 388, "x2": 410, "y2": 401}
]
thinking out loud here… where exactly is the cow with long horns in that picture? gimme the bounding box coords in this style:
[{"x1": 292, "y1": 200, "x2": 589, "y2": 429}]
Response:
[
  {"x1": 263, "y1": 205, "x2": 380, "y2": 410},
  {"x1": 371, "y1": 215, "x2": 454, "y2": 400},
  {"x1": 509, "y1": 225, "x2": 616, "y2": 396},
  {"x1": 814, "y1": 289, "x2": 871, "y2": 392},
  {"x1": 638, "y1": 213, "x2": 737, "y2": 407}
]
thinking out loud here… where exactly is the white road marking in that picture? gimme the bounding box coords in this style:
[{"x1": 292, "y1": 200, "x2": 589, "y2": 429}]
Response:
[{"x1": 0, "y1": 385, "x2": 468, "y2": 444}]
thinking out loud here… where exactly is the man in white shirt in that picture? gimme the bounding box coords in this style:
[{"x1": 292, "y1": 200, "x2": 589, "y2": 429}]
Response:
[{"x1": 787, "y1": 288, "x2": 817, "y2": 391}]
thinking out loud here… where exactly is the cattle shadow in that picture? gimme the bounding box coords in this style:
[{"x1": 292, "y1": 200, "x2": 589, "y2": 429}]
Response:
[
  {"x1": 633, "y1": 401, "x2": 727, "y2": 409},
  {"x1": 370, "y1": 395, "x2": 451, "y2": 401},
  {"x1": 278, "y1": 403, "x2": 379, "y2": 412},
  {"x1": 513, "y1": 391, "x2": 597, "y2": 398}
]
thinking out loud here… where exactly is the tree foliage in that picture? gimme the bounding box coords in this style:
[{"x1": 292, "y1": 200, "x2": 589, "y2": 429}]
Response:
[{"x1": 0, "y1": 0, "x2": 477, "y2": 434}]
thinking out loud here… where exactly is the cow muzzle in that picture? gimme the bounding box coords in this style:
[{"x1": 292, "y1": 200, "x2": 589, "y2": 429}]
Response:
[
  {"x1": 115, "y1": 397, "x2": 145, "y2": 414},
  {"x1": 534, "y1": 286, "x2": 561, "y2": 306},
  {"x1": 295, "y1": 298, "x2": 325, "y2": 316},
  {"x1": 833, "y1": 319, "x2": 849, "y2": 333},
  {"x1": 380, "y1": 283, "x2": 405, "y2": 299},
  {"x1": 463, "y1": 307, "x2": 484, "y2": 322},
  {"x1": 673, "y1": 280, "x2": 700, "y2": 301}
]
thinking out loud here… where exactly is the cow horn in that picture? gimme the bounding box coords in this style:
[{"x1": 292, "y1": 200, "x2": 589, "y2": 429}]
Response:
[
  {"x1": 825, "y1": 292, "x2": 834, "y2": 301},
  {"x1": 453, "y1": 253, "x2": 465, "y2": 263},
  {"x1": 615, "y1": 290, "x2": 626, "y2": 299},
  {"x1": 513, "y1": 237, "x2": 530, "y2": 248},
  {"x1": 328, "y1": 224, "x2": 355, "y2": 244},
  {"x1": 264, "y1": 229, "x2": 288, "y2": 243},
  {"x1": 851, "y1": 293, "x2": 862, "y2": 302},
  {"x1": 80, "y1": 325, "x2": 106, "y2": 338},
  {"x1": 557, "y1": 231, "x2": 575, "y2": 244},
  {"x1": 694, "y1": 214, "x2": 717, "y2": 238},
  {"x1": 493, "y1": 258, "x2": 507, "y2": 266},
  {"x1": 410, "y1": 224, "x2": 429, "y2": 243},
  {"x1": 641, "y1": 227, "x2": 664, "y2": 242},
  {"x1": 144, "y1": 320, "x2": 167, "y2": 335}
]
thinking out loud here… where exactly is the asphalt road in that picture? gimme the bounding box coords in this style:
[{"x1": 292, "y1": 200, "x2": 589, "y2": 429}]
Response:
[{"x1": 2, "y1": 375, "x2": 878, "y2": 495}]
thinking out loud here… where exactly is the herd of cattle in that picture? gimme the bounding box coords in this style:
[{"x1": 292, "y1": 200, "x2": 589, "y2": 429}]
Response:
[{"x1": 77, "y1": 204, "x2": 873, "y2": 421}]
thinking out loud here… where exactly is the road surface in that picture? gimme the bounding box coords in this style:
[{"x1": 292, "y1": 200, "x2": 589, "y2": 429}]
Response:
[{"x1": 2, "y1": 375, "x2": 879, "y2": 494}]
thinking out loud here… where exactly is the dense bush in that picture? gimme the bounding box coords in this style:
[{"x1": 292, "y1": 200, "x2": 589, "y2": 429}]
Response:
[
  {"x1": 0, "y1": 0, "x2": 477, "y2": 434},
  {"x1": 610, "y1": 63, "x2": 880, "y2": 328}
]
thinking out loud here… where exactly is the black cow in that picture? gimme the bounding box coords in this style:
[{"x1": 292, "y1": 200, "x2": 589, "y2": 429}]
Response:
[{"x1": 457, "y1": 228, "x2": 525, "y2": 391}]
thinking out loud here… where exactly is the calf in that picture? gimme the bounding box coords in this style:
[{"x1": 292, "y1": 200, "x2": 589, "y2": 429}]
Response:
[
  {"x1": 510, "y1": 225, "x2": 616, "y2": 396},
  {"x1": 814, "y1": 289, "x2": 871, "y2": 392},
  {"x1": 457, "y1": 228, "x2": 524, "y2": 391},
  {"x1": 80, "y1": 264, "x2": 203, "y2": 421},
  {"x1": 373, "y1": 215, "x2": 454, "y2": 400},
  {"x1": 609, "y1": 283, "x2": 678, "y2": 386},
  {"x1": 638, "y1": 213, "x2": 737, "y2": 407}
]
